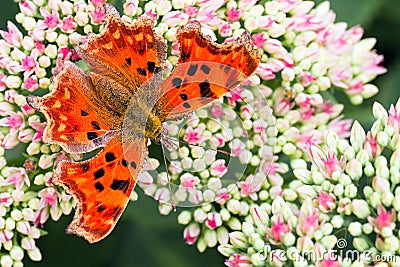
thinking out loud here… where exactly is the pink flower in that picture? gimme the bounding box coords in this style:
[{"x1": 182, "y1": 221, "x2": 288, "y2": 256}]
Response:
[
  {"x1": 238, "y1": 175, "x2": 258, "y2": 200},
  {"x1": 215, "y1": 188, "x2": 231, "y2": 204},
  {"x1": 90, "y1": 0, "x2": 106, "y2": 6},
  {"x1": 327, "y1": 116, "x2": 352, "y2": 138},
  {"x1": 183, "y1": 224, "x2": 200, "y2": 245},
  {"x1": 219, "y1": 23, "x2": 232, "y2": 37},
  {"x1": 37, "y1": 187, "x2": 59, "y2": 210},
  {"x1": 40, "y1": 8, "x2": 60, "y2": 29},
  {"x1": 210, "y1": 104, "x2": 224, "y2": 118},
  {"x1": 0, "y1": 72, "x2": 6, "y2": 91},
  {"x1": 22, "y1": 55, "x2": 37, "y2": 72},
  {"x1": 205, "y1": 212, "x2": 222, "y2": 230},
  {"x1": 23, "y1": 76, "x2": 39, "y2": 92},
  {"x1": 184, "y1": 5, "x2": 198, "y2": 18},
  {"x1": 3, "y1": 168, "x2": 30, "y2": 190},
  {"x1": 0, "y1": 230, "x2": 13, "y2": 243},
  {"x1": 61, "y1": 16, "x2": 77, "y2": 32},
  {"x1": 90, "y1": 5, "x2": 106, "y2": 24},
  {"x1": 299, "y1": 106, "x2": 315, "y2": 121},
  {"x1": 268, "y1": 214, "x2": 290, "y2": 244},
  {"x1": 0, "y1": 111, "x2": 24, "y2": 133},
  {"x1": 144, "y1": 9, "x2": 158, "y2": 20},
  {"x1": 252, "y1": 33, "x2": 267, "y2": 48},
  {"x1": 0, "y1": 193, "x2": 13, "y2": 207},
  {"x1": 211, "y1": 133, "x2": 225, "y2": 147},
  {"x1": 226, "y1": 8, "x2": 242, "y2": 21},
  {"x1": 315, "y1": 191, "x2": 336, "y2": 212},
  {"x1": 309, "y1": 145, "x2": 345, "y2": 178},
  {"x1": 19, "y1": 0, "x2": 36, "y2": 16},
  {"x1": 29, "y1": 121, "x2": 46, "y2": 142},
  {"x1": 388, "y1": 104, "x2": 400, "y2": 131},
  {"x1": 225, "y1": 253, "x2": 251, "y2": 267},
  {"x1": 183, "y1": 125, "x2": 205, "y2": 144},
  {"x1": 319, "y1": 258, "x2": 340, "y2": 267},
  {"x1": 210, "y1": 159, "x2": 227, "y2": 177},
  {"x1": 229, "y1": 139, "x2": 245, "y2": 157},
  {"x1": 35, "y1": 41, "x2": 45, "y2": 54},
  {"x1": 0, "y1": 21, "x2": 22, "y2": 47},
  {"x1": 368, "y1": 206, "x2": 396, "y2": 232},
  {"x1": 180, "y1": 173, "x2": 200, "y2": 189},
  {"x1": 297, "y1": 208, "x2": 320, "y2": 236},
  {"x1": 298, "y1": 71, "x2": 317, "y2": 87},
  {"x1": 226, "y1": 88, "x2": 244, "y2": 107}
]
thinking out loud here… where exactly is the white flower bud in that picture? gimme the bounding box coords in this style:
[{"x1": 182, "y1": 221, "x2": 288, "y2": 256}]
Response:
[
  {"x1": 156, "y1": 0, "x2": 172, "y2": 16},
  {"x1": 27, "y1": 247, "x2": 42, "y2": 261},
  {"x1": 69, "y1": 32, "x2": 82, "y2": 45},
  {"x1": 0, "y1": 255, "x2": 13, "y2": 267},
  {"x1": 204, "y1": 229, "x2": 217, "y2": 247},
  {"x1": 10, "y1": 210, "x2": 22, "y2": 221},
  {"x1": 75, "y1": 11, "x2": 89, "y2": 26},
  {"x1": 5, "y1": 76, "x2": 22, "y2": 89},
  {"x1": 38, "y1": 55, "x2": 51, "y2": 68},
  {"x1": 10, "y1": 246, "x2": 24, "y2": 261},
  {"x1": 22, "y1": 17, "x2": 36, "y2": 31},
  {"x1": 44, "y1": 44, "x2": 57, "y2": 59}
]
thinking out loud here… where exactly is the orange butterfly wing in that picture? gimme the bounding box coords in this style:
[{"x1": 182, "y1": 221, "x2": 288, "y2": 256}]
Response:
[
  {"x1": 53, "y1": 136, "x2": 147, "y2": 243},
  {"x1": 155, "y1": 21, "x2": 261, "y2": 121},
  {"x1": 76, "y1": 4, "x2": 166, "y2": 92},
  {"x1": 26, "y1": 62, "x2": 118, "y2": 154}
]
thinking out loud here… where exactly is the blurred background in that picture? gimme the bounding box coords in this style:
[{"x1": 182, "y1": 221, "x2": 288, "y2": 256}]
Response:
[{"x1": 0, "y1": 0, "x2": 399, "y2": 266}]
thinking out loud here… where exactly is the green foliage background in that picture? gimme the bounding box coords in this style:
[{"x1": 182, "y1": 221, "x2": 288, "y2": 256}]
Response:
[{"x1": 0, "y1": 0, "x2": 400, "y2": 266}]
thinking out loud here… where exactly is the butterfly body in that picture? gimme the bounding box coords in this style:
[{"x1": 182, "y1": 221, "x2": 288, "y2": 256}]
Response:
[{"x1": 27, "y1": 4, "x2": 261, "y2": 243}]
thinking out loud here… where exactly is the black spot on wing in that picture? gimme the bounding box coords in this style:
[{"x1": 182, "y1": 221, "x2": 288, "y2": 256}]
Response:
[
  {"x1": 80, "y1": 163, "x2": 89, "y2": 172},
  {"x1": 130, "y1": 161, "x2": 137, "y2": 169},
  {"x1": 122, "y1": 159, "x2": 128, "y2": 167},
  {"x1": 105, "y1": 152, "x2": 116, "y2": 162},
  {"x1": 81, "y1": 110, "x2": 89, "y2": 116},
  {"x1": 95, "y1": 182, "x2": 104, "y2": 192},
  {"x1": 110, "y1": 179, "x2": 130, "y2": 194},
  {"x1": 91, "y1": 121, "x2": 101, "y2": 130},
  {"x1": 97, "y1": 205, "x2": 106, "y2": 212},
  {"x1": 94, "y1": 168, "x2": 105, "y2": 179},
  {"x1": 87, "y1": 132, "x2": 98, "y2": 140},
  {"x1": 183, "y1": 102, "x2": 190, "y2": 109},
  {"x1": 147, "y1": 61, "x2": 156, "y2": 73},
  {"x1": 187, "y1": 64, "x2": 198, "y2": 76},
  {"x1": 172, "y1": 78, "x2": 182, "y2": 88},
  {"x1": 201, "y1": 64, "x2": 210, "y2": 74},
  {"x1": 125, "y1": 58, "x2": 131, "y2": 66},
  {"x1": 137, "y1": 68, "x2": 147, "y2": 76},
  {"x1": 180, "y1": 94, "x2": 188, "y2": 100},
  {"x1": 199, "y1": 80, "x2": 215, "y2": 98}
]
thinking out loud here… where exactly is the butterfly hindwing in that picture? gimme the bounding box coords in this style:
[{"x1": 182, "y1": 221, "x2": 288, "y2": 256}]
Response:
[
  {"x1": 53, "y1": 136, "x2": 147, "y2": 243},
  {"x1": 155, "y1": 21, "x2": 261, "y2": 121},
  {"x1": 27, "y1": 62, "x2": 119, "y2": 154}
]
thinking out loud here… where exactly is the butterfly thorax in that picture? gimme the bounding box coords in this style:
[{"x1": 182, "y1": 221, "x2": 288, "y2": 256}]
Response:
[{"x1": 145, "y1": 112, "x2": 162, "y2": 139}]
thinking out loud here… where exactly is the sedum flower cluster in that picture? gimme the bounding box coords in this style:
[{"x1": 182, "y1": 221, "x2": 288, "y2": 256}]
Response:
[{"x1": 0, "y1": 0, "x2": 390, "y2": 266}]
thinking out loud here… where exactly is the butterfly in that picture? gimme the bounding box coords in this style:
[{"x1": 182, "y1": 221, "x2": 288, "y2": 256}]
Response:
[{"x1": 26, "y1": 4, "x2": 261, "y2": 243}]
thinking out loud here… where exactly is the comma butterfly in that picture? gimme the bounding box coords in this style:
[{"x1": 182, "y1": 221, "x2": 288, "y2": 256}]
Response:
[{"x1": 26, "y1": 4, "x2": 261, "y2": 243}]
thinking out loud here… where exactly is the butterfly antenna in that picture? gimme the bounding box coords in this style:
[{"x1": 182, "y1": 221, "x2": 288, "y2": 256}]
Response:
[
  {"x1": 160, "y1": 140, "x2": 177, "y2": 211},
  {"x1": 163, "y1": 135, "x2": 231, "y2": 156}
]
